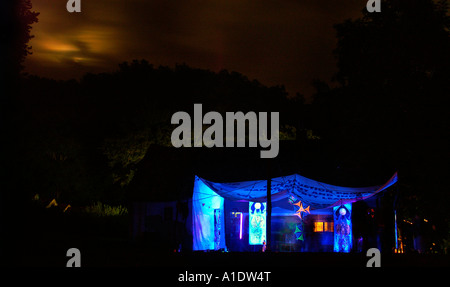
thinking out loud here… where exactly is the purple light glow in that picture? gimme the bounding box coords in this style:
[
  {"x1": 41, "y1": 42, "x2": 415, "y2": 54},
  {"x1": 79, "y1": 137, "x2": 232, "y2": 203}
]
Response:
[{"x1": 239, "y1": 212, "x2": 243, "y2": 239}]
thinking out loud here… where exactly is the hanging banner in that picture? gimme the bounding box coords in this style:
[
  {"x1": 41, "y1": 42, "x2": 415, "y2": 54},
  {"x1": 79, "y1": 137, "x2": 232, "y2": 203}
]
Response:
[
  {"x1": 249, "y1": 202, "x2": 266, "y2": 245},
  {"x1": 333, "y1": 204, "x2": 352, "y2": 252}
]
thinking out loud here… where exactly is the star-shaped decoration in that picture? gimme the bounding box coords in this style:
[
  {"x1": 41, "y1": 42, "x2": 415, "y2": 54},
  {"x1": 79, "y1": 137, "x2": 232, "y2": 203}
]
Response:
[
  {"x1": 294, "y1": 223, "x2": 304, "y2": 241},
  {"x1": 293, "y1": 201, "x2": 310, "y2": 219}
]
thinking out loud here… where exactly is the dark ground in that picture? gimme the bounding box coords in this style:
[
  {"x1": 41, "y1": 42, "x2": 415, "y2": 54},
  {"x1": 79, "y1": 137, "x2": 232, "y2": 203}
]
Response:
[
  {"x1": 21, "y1": 244, "x2": 450, "y2": 268},
  {"x1": 6, "y1": 204, "x2": 449, "y2": 268}
]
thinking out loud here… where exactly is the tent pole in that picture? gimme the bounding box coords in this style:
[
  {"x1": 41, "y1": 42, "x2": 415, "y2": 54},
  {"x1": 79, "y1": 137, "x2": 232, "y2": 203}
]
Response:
[{"x1": 266, "y1": 160, "x2": 272, "y2": 252}]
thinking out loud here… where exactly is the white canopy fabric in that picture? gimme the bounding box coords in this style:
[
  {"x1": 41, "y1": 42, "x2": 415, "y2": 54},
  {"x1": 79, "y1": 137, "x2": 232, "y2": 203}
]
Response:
[{"x1": 197, "y1": 172, "x2": 398, "y2": 210}]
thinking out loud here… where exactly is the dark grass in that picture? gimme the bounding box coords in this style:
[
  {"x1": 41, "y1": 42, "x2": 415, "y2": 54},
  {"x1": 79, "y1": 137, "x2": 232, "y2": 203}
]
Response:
[{"x1": 4, "y1": 203, "x2": 449, "y2": 268}]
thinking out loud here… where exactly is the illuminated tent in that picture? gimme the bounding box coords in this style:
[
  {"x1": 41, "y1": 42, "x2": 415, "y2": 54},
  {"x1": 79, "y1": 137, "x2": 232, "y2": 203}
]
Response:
[{"x1": 192, "y1": 172, "x2": 398, "y2": 250}]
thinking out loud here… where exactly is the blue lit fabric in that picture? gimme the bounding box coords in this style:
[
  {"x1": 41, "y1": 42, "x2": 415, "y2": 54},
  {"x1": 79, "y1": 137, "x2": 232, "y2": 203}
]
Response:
[
  {"x1": 334, "y1": 204, "x2": 352, "y2": 252},
  {"x1": 249, "y1": 202, "x2": 266, "y2": 245},
  {"x1": 192, "y1": 177, "x2": 226, "y2": 251},
  {"x1": 192, "y1": 173, "x2": 397, "y2": 250},
  {"x1": 197, "y1": 172, "x2": 397, "y2": 210}
]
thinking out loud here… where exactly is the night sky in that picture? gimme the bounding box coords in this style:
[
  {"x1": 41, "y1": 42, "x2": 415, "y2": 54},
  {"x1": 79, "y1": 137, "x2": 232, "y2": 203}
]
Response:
[{"x1": 24, "y1": 0, "x2": 365, "y2": 99}]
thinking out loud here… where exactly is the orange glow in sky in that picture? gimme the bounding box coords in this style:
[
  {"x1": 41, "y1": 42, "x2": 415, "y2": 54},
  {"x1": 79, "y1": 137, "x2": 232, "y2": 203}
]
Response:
[{"x1": 25, "y1": 0, "x2": 363, "y2": 98}]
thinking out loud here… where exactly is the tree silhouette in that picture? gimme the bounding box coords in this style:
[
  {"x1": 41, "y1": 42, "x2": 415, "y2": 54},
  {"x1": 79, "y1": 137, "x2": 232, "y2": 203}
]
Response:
[
  {"x1": 334, "y1": 0, "x2": 449, "y2": 103},
  {"x1": 312, "y1": 0, "x2": 449, "y2": 164},
  {"x1": 1, "y1": 0, "x2": 39, "y2": 263},
  {"x1": 13, "y1": 61, "x2": 298, "y2": 204},
  {"x1": 1, "y1": 0, "x2": 39, "y2": 79},
  {"x1": 310, "y1": 0, "x2": 450, "y2": 251}
]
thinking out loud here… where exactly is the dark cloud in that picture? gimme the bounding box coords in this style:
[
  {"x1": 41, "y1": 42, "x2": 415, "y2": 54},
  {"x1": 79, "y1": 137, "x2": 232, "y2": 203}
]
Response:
[{"x1": 25, "y1": 0, "x2": 364, "y2": 98}]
